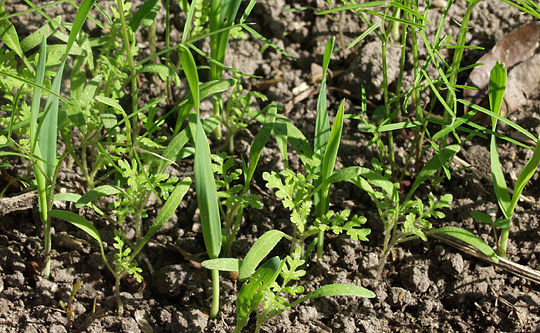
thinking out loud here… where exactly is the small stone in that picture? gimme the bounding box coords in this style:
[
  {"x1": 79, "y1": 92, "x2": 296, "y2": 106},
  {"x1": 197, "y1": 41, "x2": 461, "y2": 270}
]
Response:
[
  {"x1": 400, "y1": 265, "x2": 431, "y2": 293},
  {"x1": 298, "y1": 305, "x2": 318, "y2": 322},
  {"x1": 388, "y1": 287, "x2": 414, "y2": 308},
  {"x1": 441, "y1": 253, "x2": 465, "y2": 276},
  {"x1": 153, "y1": 264, "x2": 189, "y2": 296},
  {"x1": 188, "y1": 309, "x2": 208, "y2": 331}
]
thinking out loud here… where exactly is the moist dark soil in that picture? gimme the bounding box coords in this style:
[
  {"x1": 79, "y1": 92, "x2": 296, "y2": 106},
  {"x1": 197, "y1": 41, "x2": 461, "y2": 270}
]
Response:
[{"x1": 2, "y1": 1, "x2": 540, "y2": 332}]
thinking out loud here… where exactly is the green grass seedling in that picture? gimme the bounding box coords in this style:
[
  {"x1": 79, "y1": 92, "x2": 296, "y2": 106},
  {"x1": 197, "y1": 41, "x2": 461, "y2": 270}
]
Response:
[
  {"x1": 181, "y1": 45, "x2": 223, "y2": 319},
  {"x1": 0, "y1": 0, "x2": 95, "y2": 278},
  {"x1": 475, "y1": 62, "x2": 540, "y2": 258}
]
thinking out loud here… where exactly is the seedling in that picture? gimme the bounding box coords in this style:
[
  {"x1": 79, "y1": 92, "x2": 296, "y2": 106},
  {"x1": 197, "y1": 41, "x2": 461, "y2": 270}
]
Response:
[
  {"x1": 51, "y1": 177, "x2": 191, "y2": 314},
  {"x1": 202, "y1": 230, "x2": 375, "y2": 332},
  {"x1": 59, "y1": 280, "x2": 84, "y2": 329},
  {"x1": 472, "y1": 62, "x2": 540, "y2": 258}
]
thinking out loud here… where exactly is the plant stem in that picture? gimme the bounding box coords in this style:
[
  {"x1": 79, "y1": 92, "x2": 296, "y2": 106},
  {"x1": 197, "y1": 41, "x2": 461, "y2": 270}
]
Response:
[
  {"x1": 115, "y1": 274, "x2": 124, "y2": 315},
  {"x1": 209, "y1": 269, "x2": 220, "y2": 319},
  {"x1": 316, "y1": 230, "x2": 324, "y2": 261},
  {"x1": 498, "y1": 227, "x2": 510, "y2": 258}
]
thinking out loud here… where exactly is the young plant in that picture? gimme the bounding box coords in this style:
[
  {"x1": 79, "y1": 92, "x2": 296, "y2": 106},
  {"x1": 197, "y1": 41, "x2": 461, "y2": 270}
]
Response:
[
  {"x1": 180, "y1": 45, "x2": 223, "y2": 319},
  {"x1": 0, "y1": 0, "x2": 96, "y2": 279},
  {"x1": 221, "y1": 76, "x2": 268, "y2": 153},
  {"x1": 213, "y1": 105, "x2": 277, "y2": 256},
  {"x1": 201, "y1": 230, "x2": 375, "y2": 333},
  {"x1": 263, "y1": 154, "x2": 371, "y2": 257},
  {"x1": 472, "y1": 62, "x2": 540, "y2": 258},
  {"x1": 354, "y1": 153, "x2": 499, "y2": 278},
  {"x1": 51, "y1": 177, "x2": 191, "y2": 314}
]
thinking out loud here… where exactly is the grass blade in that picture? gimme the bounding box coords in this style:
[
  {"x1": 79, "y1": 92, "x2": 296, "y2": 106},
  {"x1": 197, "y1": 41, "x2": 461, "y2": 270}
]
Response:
[
  {"x1": 65, "y1": 0, "x2": 96, "y2": 58},
  {"x1": 39, "y1": 61, "x2": 64, "y2": 180},
  {"x1": 131, "y1": 177, "x2": 192, "y2": 259}
]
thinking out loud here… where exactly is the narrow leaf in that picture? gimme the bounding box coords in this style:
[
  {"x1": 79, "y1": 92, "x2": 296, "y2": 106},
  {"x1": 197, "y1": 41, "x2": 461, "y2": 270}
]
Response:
[
  {"x1": 75, "y1": 185, "x2": 122, "y2": 208},
  {"x1": 65, "y1": 0, "x2": 96, "y2": 58},
  {"x1": 132, "y1": 177, "x2": 192, "y2": 259},
  {"x1": 428, "y1": 226, "x2": 499, "y2": 263},
  {"x1": 291, "y1": 284, "x2": 375, "y2": 307},
  {"x1": 202, "y1": 258, "x2": 242, "y2": 272}
]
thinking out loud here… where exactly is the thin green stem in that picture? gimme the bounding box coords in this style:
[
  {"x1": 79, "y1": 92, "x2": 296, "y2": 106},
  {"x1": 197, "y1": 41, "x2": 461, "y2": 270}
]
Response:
[
  {"x1": 498, "y1": 227, "x2": 510, "y2": 258},
  {"x1": 209, "y1": 269, "x2": 220, "y2": 319},
  {"x1": 115, "y1": 274, "x2": 124, "y2": 315}
]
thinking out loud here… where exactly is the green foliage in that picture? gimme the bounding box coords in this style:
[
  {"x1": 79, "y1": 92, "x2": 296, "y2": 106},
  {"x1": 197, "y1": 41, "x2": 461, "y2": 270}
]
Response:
[
  {"x1": 263, "y1": 156, "x2": 370, "y2": 255},
  {"x1": 474, "y1": 61, "x2": 540, "y2": 258},
  {"x1": 202, "y1": 231, "x2": 374, "y2": 333},
  {"x1": 113, "y1": 230, "x2": 143, "y2": 283}
]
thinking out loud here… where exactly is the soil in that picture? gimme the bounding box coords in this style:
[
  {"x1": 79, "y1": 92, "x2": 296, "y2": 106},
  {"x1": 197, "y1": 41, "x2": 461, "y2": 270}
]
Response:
[{"x1": 1, "y1": 0, "x2": 540, "y2": 332}]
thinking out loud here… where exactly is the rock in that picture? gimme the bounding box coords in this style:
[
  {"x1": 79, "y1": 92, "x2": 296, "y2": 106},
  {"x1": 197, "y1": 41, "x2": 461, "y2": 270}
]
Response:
[
  {"x1": 152, "y1": 264, "x2": 189, "y2": 296},
  {"x1": 400, "y1": 265, "x2": 431, "y2": 293},
  {"x1": 441, "y1": 253, "x2": 465, "y2": 276}
]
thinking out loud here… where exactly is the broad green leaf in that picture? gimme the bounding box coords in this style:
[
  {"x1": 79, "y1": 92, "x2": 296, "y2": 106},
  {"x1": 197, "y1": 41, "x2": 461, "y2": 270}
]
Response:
[
  {"x1": 194, "y1": 117, "x2": 222, "y2": 259},
  {"x1": 95, "y1": 95, "x2": 123, "y2": 113},
  {"x1": 239, "y1": 230, "x2": 286, "y2": 281},
  {"x1": 428, "y1": 226, "x2": 498, "y2": 263},
  {"x1": 470, "y1": 211, "x2": 493, "y2": 225},
  {"x1": 488, "y1": 62, "x2": 507, "y2": 118},
  {"x1": 209, "y1": 0, "x2": 242, "y2": 80},
  {"x1": 358, "y1": 167, "x2": 394, "y2": 195},
  {"x1": 272, "y1": 115, "x2": 313, "y2": 168},
  {"x1": 20, "y1": 16, "x2": 62, "y2": 52},
  {"x1": 131, "y1": 177, "x2": 191, "y2": 259},
  {"x1": 30, "y1": 38, "x2": 48, "y2": 222},
  {"x1": 490, "y1": 128, "x2": 511, "y2": 219},
  {"x1": 0, "y1": 7, "x2": 33, "y2": 71},
  {"x1": 236, "y1": 256, "x2": 282, "y2": 332},
  {"x1": 318, "y1": 99, "x2": 345, "y2": 214},
  {"x1": 39, "y1": 61, "x2": 65, "y2": 180},
  {"x1": 179, "y1": 45, "x2": 200, "y2": 115},
  {"x1": 50, "y1": 209, "x2": 105, "y2": 255},
  {"x1": 314, "y1": 38, "x2": 334, "y2": 215},
  {"x1": 201, "y1": 258, "x2": 242, "y2": 272},
  {"x1": 291, "y1": 283, "x2": 375, "y2": 307},
  {"x1": 53, "y1": 192, "x2": 81, "y2": 202},
  {"x1": 493, "y1": 218, "x2": 510, "y2": 229},
  {"x1": 508, "y1": 135, "x2": 540, "y2": 216},
  {"x1": 75, "y1": 185, "x2": 122, "y2": 208}
]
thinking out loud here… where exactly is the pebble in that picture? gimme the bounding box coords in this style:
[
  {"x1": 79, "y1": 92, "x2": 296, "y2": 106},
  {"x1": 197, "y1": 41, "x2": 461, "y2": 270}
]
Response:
[{"x1": 400, "y1": 265, "x2": 431, "y2": 293}]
